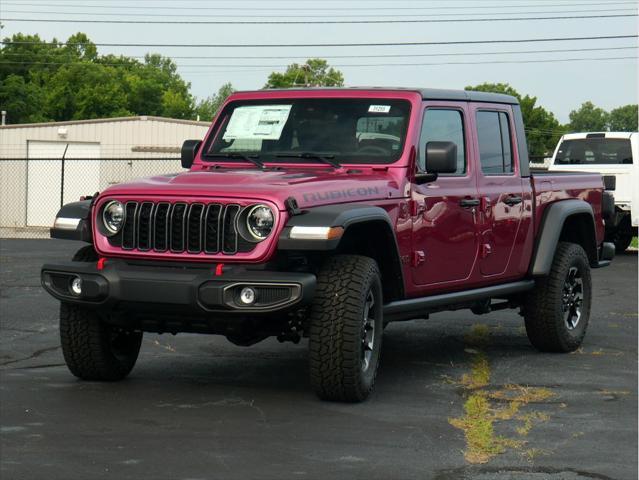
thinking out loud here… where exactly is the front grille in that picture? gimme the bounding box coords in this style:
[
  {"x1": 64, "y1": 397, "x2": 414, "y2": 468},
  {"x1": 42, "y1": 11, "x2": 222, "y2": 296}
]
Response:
[{"x1": 114, "y1": 201, "x2": 255, "y2": 255}]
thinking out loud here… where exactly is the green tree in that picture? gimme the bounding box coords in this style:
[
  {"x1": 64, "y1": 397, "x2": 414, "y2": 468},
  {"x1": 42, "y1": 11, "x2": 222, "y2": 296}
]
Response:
[
  {"x1": 568, "y1": 101, "x2": 609, "y2": 132},
  {"x1": 465, "y1": 83, "x2": 564, "y2": 156},
  {"x1": 608, "y1": 104, "x2": 638, "y2": 131},
  {"x1": 0, "y1": 32, "x2": 195, "y2": 123},
  {"x1": 264, "y1": 59, "x2": 344, "y2": 89},
  {"x1": 0, "y1": 74, "x2": 47, "y2": 124},
  {"x1": 195, "y1": 82, "x2": 235, "y2": 121}
]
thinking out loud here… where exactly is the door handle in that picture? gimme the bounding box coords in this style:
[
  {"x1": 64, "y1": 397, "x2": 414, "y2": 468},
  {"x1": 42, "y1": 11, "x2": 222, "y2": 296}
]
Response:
[
  {"x1": 504, "y1": 195, "x2": 523, "y2": 206},
  {"x1": 459, "y1": 198, "x2": 480, "y2": 208}
]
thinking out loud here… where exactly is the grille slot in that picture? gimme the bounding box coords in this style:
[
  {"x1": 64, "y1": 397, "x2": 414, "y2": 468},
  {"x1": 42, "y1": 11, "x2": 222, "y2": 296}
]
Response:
[
  {"x1": 170, "y1": 203, "x2": 188, "y2": 252},
  {"x1": 153, "y1": 203, "x2": 170, "y2": 251},
  {"x1": 204, "y1": 204, "x2": 222, "y2": 253},
  {"x1": 110, "y1": 201, "x2": 257, "y2": 255},
  {"x1": 222, "y1": 204, "x2": 240, "y2": 254},
  {"x1": 187, "y1": 204, "x2": 205, "y2": 253},
  {"x1": 121, "y1": 202, "x2": 139, "y2": 250},
  {"x1": 137, "y1": 202, "x2": 154, "y2": 251}
]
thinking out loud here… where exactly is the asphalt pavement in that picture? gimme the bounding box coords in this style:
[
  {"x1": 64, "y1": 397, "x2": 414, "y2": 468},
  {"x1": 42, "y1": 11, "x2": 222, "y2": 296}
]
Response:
[{"x1": 1, "y1": 239, "x2": 637, "y2": 480}]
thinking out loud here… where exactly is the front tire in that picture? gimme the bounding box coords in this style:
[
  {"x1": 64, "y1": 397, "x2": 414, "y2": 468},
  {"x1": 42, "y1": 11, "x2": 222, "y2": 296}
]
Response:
[
  {"x1": 60, "y1": 245, "x2": 142, "y2": 381},
  {"x1": 60, "y1": 304, "x2": 142, "y2": 381},
  {"x1": 308, "y1": 255, "x2": 383, "y2": 402},
  {"x1": 523, "y1": 242, "x2": 592, "y2": 352}
]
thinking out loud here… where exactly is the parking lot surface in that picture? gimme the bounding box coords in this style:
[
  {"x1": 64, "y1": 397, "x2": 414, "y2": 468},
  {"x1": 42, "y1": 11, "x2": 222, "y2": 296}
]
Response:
[{"x1": 1, "y1": 239, "x2": 637, "y2": 480}]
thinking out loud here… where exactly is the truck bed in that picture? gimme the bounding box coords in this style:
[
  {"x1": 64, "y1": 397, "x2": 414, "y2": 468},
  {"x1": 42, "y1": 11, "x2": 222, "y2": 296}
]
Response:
[{"x1": 531, "y1": 171, "x2": 605, "y2": 243}]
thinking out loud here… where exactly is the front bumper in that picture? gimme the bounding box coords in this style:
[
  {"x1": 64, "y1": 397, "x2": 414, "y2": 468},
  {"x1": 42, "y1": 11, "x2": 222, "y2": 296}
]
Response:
[{"x1": 41, "y1": 259, "x2": 315, "y2": 314}]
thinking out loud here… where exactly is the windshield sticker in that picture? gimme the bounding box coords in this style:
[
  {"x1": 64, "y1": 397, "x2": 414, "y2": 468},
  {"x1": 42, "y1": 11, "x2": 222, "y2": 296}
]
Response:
[
  {"x1": 223, "y1": 105, "x2": 292, "y2": 141},
  {"x1": 368, "y1": 105, "x2": 391, "y2": 113}
]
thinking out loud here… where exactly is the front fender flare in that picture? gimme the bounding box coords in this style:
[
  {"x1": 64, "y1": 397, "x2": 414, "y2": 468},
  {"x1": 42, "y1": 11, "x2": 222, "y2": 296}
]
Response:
[
  {"x1": 278, "y1": 204, "x2": 394, "y2": 251},
  {"x1": 50, "y1": 199, "x2": 93, "y2": 243}
]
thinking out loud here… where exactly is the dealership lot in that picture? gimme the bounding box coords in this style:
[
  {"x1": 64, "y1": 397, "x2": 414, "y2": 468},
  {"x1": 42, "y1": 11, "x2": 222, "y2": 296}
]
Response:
[{"x1": 1, "y1": 239, "x2": 636, "y2": 480}]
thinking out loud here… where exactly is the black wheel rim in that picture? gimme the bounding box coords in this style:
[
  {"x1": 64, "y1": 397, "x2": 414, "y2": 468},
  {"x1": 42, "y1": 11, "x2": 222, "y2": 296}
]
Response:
[
  {"x1": 361, "y1": 289, "x2": 376, "y2": 372},
  {"x1": 562, "y1": 266, "x2": 584, "y2": 330}
]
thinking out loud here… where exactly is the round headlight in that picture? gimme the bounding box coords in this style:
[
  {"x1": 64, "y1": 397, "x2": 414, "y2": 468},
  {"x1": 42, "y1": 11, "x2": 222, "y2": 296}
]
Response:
[
  {"x1": 245, "y1": 204, "x2": 274, "y2": 241},
  {"x1": 102, "y1": 201, "x2": 124, "y2": 236}
]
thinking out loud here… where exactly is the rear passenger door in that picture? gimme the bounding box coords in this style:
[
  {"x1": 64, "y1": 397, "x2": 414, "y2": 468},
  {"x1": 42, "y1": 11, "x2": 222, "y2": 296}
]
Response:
[{"x1": 472, "y1": 106, "x2": 525, "y2": 277}]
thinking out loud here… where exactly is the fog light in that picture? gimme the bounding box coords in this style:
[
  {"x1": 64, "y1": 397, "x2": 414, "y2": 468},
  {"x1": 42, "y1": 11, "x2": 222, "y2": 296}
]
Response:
[
  {"x1": 239, "y1": 287, "x2": 256, "y2": 305},
  {"x1": 70, "y1": 277, "x2": 82, "y2": 296}
]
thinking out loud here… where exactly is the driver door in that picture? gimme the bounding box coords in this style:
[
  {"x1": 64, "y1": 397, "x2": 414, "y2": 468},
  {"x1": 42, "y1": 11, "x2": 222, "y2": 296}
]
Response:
[{"x1": 411, "y1": 103, "x2": 480, "y2": 290}]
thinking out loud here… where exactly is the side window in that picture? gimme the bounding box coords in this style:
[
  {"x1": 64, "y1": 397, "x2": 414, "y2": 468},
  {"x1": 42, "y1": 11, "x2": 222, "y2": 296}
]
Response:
[
  {"x1": 419, "y1": 109, "x2": 465, "y2": 174},
  {"x1": 477, "y1": 111, "x2": 514, "y2": 174}
]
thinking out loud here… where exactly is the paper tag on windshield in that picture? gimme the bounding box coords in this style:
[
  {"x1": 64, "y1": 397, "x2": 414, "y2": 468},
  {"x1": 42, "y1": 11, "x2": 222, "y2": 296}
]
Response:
[
  {"x1": 368, "y1": 105, "x2": 391, "y2": 113},
  {"x1": 223, "y1": 105, "x2": 292, "y2": 141}
]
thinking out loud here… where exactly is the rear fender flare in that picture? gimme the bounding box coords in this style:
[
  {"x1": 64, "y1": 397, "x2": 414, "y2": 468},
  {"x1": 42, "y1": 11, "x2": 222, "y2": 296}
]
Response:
[{"x1": 531, "y1": 199, "x2": 597, "y2": 276}]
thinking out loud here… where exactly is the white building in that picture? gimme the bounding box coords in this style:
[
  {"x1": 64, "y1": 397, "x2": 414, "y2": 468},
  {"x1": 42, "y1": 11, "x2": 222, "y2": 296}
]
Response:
[{"x1": 0, "y1": 116, "x2": 210, "y2": 237}]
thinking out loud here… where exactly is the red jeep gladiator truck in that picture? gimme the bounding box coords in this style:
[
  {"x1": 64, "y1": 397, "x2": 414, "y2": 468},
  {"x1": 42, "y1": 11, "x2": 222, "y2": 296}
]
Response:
[{"x1": 42, "y1": 88, "x2": 615, "y2": 402}]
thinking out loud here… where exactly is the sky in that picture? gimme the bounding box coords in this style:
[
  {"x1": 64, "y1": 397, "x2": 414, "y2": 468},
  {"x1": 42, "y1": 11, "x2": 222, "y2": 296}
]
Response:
[{"x1": 1, "y1": 0, "x2": 638, "y2": 123}]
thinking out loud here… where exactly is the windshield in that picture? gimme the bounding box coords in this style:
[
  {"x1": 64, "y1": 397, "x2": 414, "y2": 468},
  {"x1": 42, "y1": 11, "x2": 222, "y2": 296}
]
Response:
[
  {"x1": 204, "y1": 98, "x2": 411, "y2": 164},
  {"x1": 555, "y1": 138, "x2": 633, "y2": 165}
]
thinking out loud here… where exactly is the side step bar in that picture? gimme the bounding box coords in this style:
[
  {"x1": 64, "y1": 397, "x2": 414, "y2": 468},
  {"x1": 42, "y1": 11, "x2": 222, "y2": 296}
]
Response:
[{"x1": 383, "y1": 280, "x2": 535, "y2": 322}]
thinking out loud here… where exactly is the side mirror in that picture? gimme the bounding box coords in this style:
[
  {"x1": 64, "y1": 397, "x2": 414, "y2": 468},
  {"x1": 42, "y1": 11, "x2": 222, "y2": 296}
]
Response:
[
  {"x1": 425, "y1": 141, "x2": 457, "y2": 174},
  {"x1": 415, "y1": 141, "x2": 458, "y2": 185},
  {"x1": 181, "y1": 140, "x2": 202, "y2": 169}
]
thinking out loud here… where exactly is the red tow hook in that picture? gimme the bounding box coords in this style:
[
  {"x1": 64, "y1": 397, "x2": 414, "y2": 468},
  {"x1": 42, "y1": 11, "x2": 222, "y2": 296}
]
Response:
[
  {"x1": 214, "y1": 264, "x2": 225, "y2": 276},
  {"x1": 97, "y1": 257, "x2": 107, "y2": 271}
]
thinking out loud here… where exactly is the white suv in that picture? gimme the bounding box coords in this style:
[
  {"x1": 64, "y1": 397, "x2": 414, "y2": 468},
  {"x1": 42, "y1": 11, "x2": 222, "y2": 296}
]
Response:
[{"x1": 548, "y1": 132, "x2": 638, "y2": 252}]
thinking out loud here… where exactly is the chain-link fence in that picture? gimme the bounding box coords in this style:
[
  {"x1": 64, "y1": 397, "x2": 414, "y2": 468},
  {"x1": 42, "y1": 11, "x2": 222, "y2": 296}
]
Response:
[
  {"x1": 1, "y1": 154, "x2": 554, "y2": 239},
  {"x1": 0, "y1": 157, "x2": 181, "y2": 238}
]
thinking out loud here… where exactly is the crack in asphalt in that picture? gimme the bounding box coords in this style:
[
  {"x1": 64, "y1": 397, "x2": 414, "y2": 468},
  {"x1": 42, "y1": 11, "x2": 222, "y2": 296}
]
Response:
[
  {"x1": 11, "y1": 363, "x2": 67, "y2": 370},
  {"x1": 0, "y1": 345, "x2": 61, "y2": 367}
]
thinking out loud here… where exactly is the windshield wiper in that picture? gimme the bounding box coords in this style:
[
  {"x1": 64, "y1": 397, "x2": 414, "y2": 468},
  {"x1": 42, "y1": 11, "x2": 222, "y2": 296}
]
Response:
[
  {"x1": 275, "y1": 152, "x2": 341, "y2": 168},
  {"x1": 206, "y1": 152, "x2": 265, "y2": 169}
]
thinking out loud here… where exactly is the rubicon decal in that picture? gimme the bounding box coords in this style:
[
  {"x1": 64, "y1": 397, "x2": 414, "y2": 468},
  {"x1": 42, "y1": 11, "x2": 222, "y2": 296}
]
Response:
[{"x1": 302, "y1": 187, "x2": 381, "y2": 203}]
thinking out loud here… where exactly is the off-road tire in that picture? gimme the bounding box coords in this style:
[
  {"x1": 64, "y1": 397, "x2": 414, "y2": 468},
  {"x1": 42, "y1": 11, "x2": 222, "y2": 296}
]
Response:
[
  {"x1": 59, "y1": 246, "x2": 143, "y2": 381},
  {"x1": 606, "y1": 217, "x2": 634, "y2": 253},
  {"x1": 523, "y1": 242, "x2": 592, "y2": 353},
  {"x1": 613, "y1": 233, "x2": 633, "y2": 253},
  {"x1": 308, "y1": 255, "x2": 383, "y2": 402}
]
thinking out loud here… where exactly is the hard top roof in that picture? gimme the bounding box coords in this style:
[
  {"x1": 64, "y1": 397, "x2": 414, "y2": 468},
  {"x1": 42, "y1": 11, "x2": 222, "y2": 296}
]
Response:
[{"x1": 236, "y1": 87, "x2": 519, "y2": 105}]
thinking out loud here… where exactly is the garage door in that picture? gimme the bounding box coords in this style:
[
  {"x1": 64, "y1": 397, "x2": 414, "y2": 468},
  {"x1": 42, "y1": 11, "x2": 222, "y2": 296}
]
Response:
[{"x1": 27, "y1": 141, "x2": 101, "y2": 227}]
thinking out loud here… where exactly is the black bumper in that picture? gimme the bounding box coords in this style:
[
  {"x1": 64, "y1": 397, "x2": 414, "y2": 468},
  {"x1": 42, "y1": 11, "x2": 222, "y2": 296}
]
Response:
[{"x1": 41, "y1": 260, "x2": 316, "y2": 314}]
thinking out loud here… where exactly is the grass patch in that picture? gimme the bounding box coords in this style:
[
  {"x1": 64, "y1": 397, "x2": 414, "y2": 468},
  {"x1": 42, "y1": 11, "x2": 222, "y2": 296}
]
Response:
[
  {"x1": 449, "y1": 324, "x2": 555, "y2": 464},
  {"x1": 460, "y1": 353, "x2": 491, "y2": 389},
  {"x1": 464, "y1": 323, "x2": 490, "y2": 347},
  {"x1": 449, "y1": 394, "x2": 507, "y2": 463},
  {"x1": 631, "y1": 236, "x2": 638, "y2": 248}
]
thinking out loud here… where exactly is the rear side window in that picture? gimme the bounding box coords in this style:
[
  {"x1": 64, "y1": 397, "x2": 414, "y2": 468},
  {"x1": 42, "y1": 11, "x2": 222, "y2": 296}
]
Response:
[
  {"x1": 554, "y1": 138, "x2": 633, "y2": 165},
  {"x1": 476, "y1": 111, "x2": 514, "y2": 174},
  {"x1": 419, "y1": 109, "x2": 466, "y2": 174}
]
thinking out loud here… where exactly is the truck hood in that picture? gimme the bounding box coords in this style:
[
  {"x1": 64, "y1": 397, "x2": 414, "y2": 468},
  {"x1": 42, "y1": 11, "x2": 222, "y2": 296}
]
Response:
[{"x1": 102, "y1": 167, "x2": 406, "y2": 210}]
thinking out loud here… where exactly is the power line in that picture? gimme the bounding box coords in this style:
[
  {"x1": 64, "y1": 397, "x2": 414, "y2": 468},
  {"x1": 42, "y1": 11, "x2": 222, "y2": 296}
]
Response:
[
  {"x1": 3, "y1": 13, "x2": 636, "y2": 24},
  {"x1": 3, "y1": 34, "x2": 637, "y2": 48},
  {"x1": 3, "y1": 45, "x2": 635, "y2": 61},
  {"x1": 175, "y1": 55, "x2": 636, "y2": 75},
  {"x1": 4, "y1": 8, "x2": 637, "y2": 18},
  {"x1": 12, "y1": 55, "x2": 630, "y2": 71},
  {"x1": 4, "y1": 1, "x2": 637, "y2": 11},
  {"x1": 9, "y1": 0, "x2": 637, "y2": 3}
]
